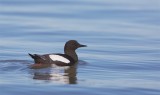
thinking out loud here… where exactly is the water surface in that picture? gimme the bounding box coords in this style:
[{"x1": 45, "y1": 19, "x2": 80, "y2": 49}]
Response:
[{"x1": 0, "y1": 0, "x2": 160, "y2": 95}]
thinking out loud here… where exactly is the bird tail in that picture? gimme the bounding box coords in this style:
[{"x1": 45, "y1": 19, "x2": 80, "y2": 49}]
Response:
[
  {"x1": 28, "y1": 53, "x2": 46, "y2": 60},
  {"x1": 28, "y1": 53, "x2": 36, "y2": 59}
]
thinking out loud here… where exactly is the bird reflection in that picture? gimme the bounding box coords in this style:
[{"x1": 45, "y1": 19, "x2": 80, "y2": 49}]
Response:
[{"x1": 32, "y1": 65, "x2": 77, "y2": 84}]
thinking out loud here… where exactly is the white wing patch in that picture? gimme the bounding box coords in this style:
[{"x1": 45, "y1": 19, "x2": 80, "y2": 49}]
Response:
[{"x1": 49, "y1": 55, "x2": 70, "y2": 64}]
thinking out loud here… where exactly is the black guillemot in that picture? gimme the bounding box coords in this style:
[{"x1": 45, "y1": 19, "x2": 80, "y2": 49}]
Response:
[{"x1": 29, "y1": 40, "x2": 87, "y2": 67}]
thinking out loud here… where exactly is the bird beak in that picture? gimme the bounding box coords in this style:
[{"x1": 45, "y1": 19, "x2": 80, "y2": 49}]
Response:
[{"x1": 79, "y1": 44, "x2": 87, "y2": 47}]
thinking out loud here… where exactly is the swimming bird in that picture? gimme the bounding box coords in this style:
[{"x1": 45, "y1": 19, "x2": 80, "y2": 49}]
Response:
[{"x1": 29, "y1": 40, "x2": 87, "y2": 67}]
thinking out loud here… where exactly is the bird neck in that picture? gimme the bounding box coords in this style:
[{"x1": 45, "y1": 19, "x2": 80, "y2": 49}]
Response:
[{"x1": 64, "y1": 50, "x2": 78, "y2": 62}]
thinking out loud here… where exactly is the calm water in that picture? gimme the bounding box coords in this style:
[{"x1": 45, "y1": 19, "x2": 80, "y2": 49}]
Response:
[{"x1": 0, "y1": 0, "x2": 160, "y2": 95}]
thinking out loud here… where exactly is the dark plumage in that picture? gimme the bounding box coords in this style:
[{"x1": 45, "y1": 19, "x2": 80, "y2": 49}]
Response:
[{"x1": 29, "y1": 40, "x2": 87, "y2": 67}]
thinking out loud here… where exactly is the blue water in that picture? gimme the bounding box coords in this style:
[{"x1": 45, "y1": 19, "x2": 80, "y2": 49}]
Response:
[{"x1": 0, "y1": 0, "x2": 160, "y2": 95}]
